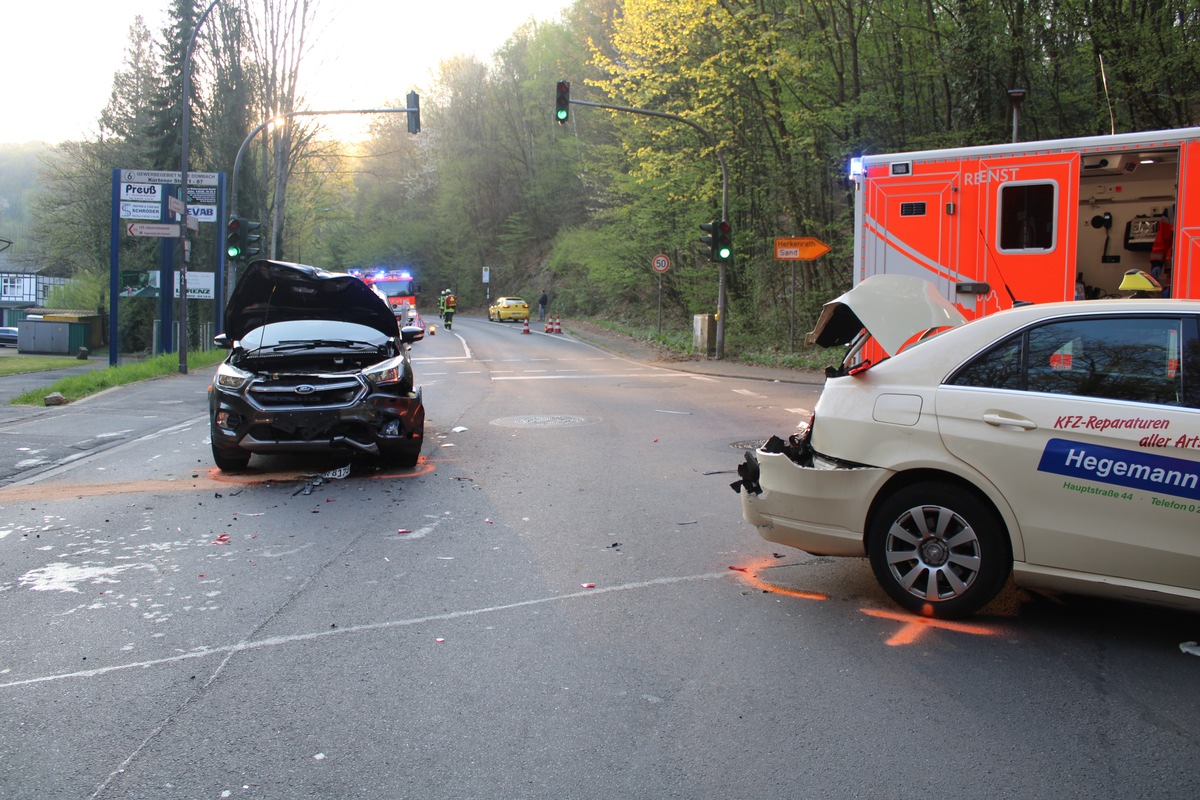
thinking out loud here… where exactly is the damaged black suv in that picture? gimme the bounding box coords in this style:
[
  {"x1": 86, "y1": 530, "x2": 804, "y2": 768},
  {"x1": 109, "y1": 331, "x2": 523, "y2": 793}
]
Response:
[{"x1": 208, "y1": 259, "x2": 425, "y2": 472}]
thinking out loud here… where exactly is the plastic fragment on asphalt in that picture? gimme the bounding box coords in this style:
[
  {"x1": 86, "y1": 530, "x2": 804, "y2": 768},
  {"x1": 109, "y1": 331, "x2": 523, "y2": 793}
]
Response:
[
  {"x1": 581, "y1": 583, "x2": 596, "y2": 588},
  {"x1": 452, "y1": 426, "x2": 469, "y2": 432},
  {"x1": 1181, "y1": 641, "x2": 1200, "y2": 656},
  {"x1": 435, "y1": 638, "x2": 446, "y2": 643},
  {"x1": 397, "y1": 529, "x2": 411, "y2": 535},
  {"x1": 484, "y1": 518, "x2": 493, "y2": 524},
  {"x1": 212, "y1": 533, "x2": 231, "y2": 545},
  {"x1": 728, "y1": 566, "x2": 748, "y2": 572}
]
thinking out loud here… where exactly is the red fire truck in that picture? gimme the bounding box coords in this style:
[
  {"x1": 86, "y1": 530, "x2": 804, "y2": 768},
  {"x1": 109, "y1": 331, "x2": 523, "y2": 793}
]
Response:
[
  {"x1": 850, "y1": 126, "x2": 1200, "y2": 321},
  {"x1": 348, "y1": 268, "x2": 421, "y2": 324}
]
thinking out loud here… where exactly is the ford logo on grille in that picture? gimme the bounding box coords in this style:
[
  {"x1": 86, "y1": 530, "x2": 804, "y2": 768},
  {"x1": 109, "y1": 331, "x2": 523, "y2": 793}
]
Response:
[{"x1": 295, "y1": 384, "x2": 317, "y2": 395}]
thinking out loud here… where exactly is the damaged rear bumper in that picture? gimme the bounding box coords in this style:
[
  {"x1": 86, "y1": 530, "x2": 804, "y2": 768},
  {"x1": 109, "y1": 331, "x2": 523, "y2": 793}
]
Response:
[{"x1": 734, "y1": 440, "x2": 890, "y2": 558}]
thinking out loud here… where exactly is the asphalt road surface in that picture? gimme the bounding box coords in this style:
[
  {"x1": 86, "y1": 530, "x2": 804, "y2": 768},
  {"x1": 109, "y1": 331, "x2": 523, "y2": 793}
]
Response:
[{"x1": 1, "y1": 317, "x2": 1197, "y2": 799}]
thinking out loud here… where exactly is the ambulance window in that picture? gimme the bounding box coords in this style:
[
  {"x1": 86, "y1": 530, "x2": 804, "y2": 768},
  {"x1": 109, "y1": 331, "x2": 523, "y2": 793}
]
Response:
[{"x1": 998, "y1": 182, "x2": 1056, "y2": 251}]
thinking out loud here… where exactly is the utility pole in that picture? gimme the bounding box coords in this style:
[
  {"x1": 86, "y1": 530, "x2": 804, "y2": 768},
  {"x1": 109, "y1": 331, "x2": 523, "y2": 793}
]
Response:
[{"x1": 177, "y1": 0, "x2": 221, "y2": 374}]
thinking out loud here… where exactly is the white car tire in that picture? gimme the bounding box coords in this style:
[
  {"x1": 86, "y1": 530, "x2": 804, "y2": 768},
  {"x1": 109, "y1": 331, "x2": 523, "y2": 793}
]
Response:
[{"x1": 867, "y1": 482, "x2": 1011, "y2": 619}]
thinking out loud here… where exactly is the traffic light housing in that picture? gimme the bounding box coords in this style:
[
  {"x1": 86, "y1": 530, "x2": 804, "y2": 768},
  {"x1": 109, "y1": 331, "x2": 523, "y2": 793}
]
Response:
[
  {"x1": 226, "y1": 216, "x2": 243, "y2": 259},
  {"x1": 714, "y1": 220, "x2": 733, "y2": 262},
  {"x1": 555, "y1": 80, "x2": 570, "y2": 124},
  {"x1": 243, "y1": 220, "x2": 262, "y2": 259},
  {"x1": 699, "y1": 220, "x2": 717, "y2": 261},
  {"x1": 406, "y1": 90, "x2": 420, "y2": 134}
]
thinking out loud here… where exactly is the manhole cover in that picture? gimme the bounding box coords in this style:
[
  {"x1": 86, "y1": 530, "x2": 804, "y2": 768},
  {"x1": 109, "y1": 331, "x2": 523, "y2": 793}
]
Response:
[
  {"x1": 730, "y1": 438, "x2": 768, "y2": 450},
  {"x1": 491, "y1": 415, "x2": 600, "y2": 429}
]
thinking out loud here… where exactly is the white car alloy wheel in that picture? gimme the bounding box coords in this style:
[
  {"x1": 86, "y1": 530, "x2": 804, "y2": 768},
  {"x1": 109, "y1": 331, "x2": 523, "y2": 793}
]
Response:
[{"x1": 867, "y1": 482, "x2": 1011, "y2": 619}]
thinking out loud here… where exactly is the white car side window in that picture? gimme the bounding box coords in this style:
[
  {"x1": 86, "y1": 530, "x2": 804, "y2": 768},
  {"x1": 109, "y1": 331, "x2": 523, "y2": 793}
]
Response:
[{"x1": 951, "y1": 315, "x2": 1194, "y2": 408}]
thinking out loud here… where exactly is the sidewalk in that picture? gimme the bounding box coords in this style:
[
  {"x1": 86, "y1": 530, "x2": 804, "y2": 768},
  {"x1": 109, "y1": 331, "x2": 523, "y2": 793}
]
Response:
[
  {"x1": 562, "y1": 320, "x2": 826, "y2": 386},
  {"x1": 0, "y1": 352, "x2": 112, "y2": 405}
]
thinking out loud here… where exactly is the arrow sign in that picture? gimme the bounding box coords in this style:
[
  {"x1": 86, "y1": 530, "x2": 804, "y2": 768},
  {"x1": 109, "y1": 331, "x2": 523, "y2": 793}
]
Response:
[
  {"x1": 127, "y1": 222, "x2": 181, "y2": 238},
  {"x1": 774, "y1": 236, "x2": 830, "y2": 261}
]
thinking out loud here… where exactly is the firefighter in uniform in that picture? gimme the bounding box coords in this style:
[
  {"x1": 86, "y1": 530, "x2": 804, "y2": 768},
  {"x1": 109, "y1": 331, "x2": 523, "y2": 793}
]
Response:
[{"x1": 440, "y1": 289, "x2": 457, "y2": 329}]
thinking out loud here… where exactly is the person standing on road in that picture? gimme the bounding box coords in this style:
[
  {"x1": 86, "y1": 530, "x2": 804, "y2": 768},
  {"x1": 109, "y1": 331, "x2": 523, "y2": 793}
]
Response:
[{"x1": 538, "y1": 290, "x2": 548, "y2": 322}]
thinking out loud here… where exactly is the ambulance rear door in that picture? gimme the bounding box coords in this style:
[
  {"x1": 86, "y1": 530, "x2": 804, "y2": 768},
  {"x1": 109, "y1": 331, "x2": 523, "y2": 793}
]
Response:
[
  {"x1": 858, "y1": 161, "x2": 959, "y2": 300},
  {"x1": 1174, "y1": 139, "x2": 1200, "y2": 300}
]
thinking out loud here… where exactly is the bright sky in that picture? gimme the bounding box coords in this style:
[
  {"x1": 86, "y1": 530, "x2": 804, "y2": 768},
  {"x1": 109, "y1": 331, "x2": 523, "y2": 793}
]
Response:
[{"x1": 1, "y1": 0, "x2": 570, "y2": 146}]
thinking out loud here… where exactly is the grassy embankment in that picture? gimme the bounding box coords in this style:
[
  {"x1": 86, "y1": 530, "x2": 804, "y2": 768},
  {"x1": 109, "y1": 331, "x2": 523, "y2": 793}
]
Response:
[
  {"x1": 577, "y1": 317, "x2": 833, "y2": 371},
  {"x1": 4, "y1": 350, "x2": 226, "y2": 405}
]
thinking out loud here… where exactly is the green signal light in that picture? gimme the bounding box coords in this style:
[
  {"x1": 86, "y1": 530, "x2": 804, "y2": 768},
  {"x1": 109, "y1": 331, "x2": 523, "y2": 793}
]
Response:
[
  {"x1": 226, "y1": 216, "x2": 243, "y2": 259},
  {"x1": 714, "y1": 220, "x2": 733, "y2": 262},
  {"x1": 555, "y1": 80, "x2": 570, "y2": 124}
]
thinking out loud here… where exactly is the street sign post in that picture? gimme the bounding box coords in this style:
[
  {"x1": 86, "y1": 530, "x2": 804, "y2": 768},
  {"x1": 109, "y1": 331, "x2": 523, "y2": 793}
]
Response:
[
  {"x1": 774, "y1": 236, "x2": 831, "y2": 261},
  {"x1": 774, "y1": 236, "x2": 831, "y2": 352}
]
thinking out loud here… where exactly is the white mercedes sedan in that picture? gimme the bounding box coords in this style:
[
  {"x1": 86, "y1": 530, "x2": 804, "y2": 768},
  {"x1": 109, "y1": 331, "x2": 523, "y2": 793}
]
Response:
[{"x1": 734, "y1": 275, "x2": 1200, "y2": 618}]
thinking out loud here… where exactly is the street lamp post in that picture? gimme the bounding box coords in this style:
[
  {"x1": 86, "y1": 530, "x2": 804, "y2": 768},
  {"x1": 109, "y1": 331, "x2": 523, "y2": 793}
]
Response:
[
  {"x1": 1008, "y1": 88, "x2": 1026, "y2": 144},
  {"x1": 177, "y1": 0, "x2": 221, "y2": 374}
]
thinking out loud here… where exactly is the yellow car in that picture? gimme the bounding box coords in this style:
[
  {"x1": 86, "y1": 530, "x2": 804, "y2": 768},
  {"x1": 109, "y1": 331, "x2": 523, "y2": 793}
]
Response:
[{"x1": 488, "y1": 296, "x2": 529, "y2": 322}]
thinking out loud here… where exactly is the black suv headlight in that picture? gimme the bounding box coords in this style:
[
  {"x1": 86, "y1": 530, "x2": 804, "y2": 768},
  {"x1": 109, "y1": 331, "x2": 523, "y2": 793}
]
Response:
[
  {"x1": 215, "y1": 362, "x2": 252, "y2": 392},
  {"x1": 362, "y1": 357, "x2": 407, "y2": 388}
]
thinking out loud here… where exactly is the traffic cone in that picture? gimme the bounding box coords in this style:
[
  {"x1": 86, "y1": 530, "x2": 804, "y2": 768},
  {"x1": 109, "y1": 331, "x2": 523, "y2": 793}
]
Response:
[
  {"x1": 522, "y1": 318, "x2": 531, "y2": 334},
  {"x1": 553, "y1": 316, "x2": 562, "y2": 334},
  {"x1": 544, "y1": 317, "x2": 552, "y2": 333}
]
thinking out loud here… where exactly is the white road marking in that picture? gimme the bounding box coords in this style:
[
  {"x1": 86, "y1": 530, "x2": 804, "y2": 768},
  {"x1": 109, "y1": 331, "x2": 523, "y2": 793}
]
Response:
[{"x1": 0, "y1": 570, "x2": 732, "y2": 690}]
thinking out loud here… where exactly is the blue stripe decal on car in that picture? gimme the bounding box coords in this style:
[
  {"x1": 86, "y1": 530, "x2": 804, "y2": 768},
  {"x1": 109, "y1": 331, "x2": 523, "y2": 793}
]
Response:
[{"x1": 1037, "y1": 438, "x2": 1200, "y2": 501}]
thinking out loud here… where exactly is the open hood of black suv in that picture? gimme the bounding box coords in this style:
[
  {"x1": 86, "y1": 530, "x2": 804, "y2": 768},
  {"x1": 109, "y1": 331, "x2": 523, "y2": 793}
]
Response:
[{"x1": 224, "y1": 260, "x2": 398, "y2": 342}]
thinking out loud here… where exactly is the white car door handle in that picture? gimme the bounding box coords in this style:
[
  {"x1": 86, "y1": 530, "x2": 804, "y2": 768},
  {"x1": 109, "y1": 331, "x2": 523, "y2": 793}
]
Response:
[{"x1": 982, "y1": 412, "x2": 1037, "y2": 430}]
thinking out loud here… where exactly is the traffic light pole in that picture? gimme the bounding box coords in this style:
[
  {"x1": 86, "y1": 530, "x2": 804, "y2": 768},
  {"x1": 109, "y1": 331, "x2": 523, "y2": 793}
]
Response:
[
  {"x1": 567, "y1": 98, "x2": 730, "y2": 358},
  {"x1": 224, "y1": 104, "x2": 419, "y2": 304},
  {"x1": 228, "y1": 106, "x2": 419, "y2": 219}
]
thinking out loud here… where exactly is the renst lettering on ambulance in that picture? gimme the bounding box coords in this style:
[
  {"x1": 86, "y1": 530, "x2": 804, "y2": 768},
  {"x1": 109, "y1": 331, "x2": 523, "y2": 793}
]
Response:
[{"x1": 960, "y1": 167, "x2": 1018, "y2": 185}]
